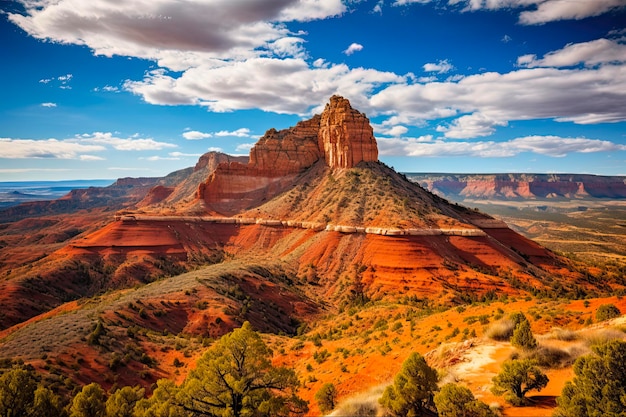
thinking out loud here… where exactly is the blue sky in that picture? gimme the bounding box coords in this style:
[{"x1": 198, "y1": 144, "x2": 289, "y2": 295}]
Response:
[{"x1": 1, "y1": 0, "x2": 625, "y2": 181}]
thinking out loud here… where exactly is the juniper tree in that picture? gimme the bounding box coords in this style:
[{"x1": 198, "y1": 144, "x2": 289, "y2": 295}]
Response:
[
  {"x1": 178, "y1": 322, "x2": 307, "y2": 417},
  {"x1": 555, "y1": 340, "x2": 626, "y2": 417},
  {"x1": 379, "y1": 352, "x2": 439, "y2": 416},
  {"x1": 491, "y1": 359, "x2": 548, "y2": 406}
]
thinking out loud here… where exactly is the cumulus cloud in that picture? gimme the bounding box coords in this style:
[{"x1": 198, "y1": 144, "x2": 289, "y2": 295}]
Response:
[
  {"x1": 371, "y1": 58, "x2": 626, "y2": 130},
  {"x1": 0, "y1": 138, "x2": 105, "y2": 159},
  {"x1": 378, "y1": 135, "x2": 626, "y2": 158},
  {"x1": 423, "y1": 59, "x2": 454, "y2": 74},
  {"x1": 8, "y1": 0, "x2": 343, "y2": 71},
  {"x1": 183, "y1": 130, "x2": 212, "y2": 140},
  {"x1": 517, "y1": 38, "x2": 626, "y2": 68},
  {"x1": 126, "y1": 58, "x2": 404, "y2": 114},
  {"x1": 41, "y1": 102, "x2": 57, "y2": 107},
  {"x1": 343, "y1": 43, "x2": 364, "y2": 55}
]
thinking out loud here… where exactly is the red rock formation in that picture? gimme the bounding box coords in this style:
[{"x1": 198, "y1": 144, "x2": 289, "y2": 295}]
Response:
[
  {"x1": 197, "y1": 96, "x2": 380, "y2": 214},
  {"x1": 318, "y1": 95, "x2": 378, "y2": 168}
]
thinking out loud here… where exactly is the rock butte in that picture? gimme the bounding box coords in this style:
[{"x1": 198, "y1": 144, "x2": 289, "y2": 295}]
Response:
[{"x1": 197, "y1": 95, "x2": 378, "y2": 214}]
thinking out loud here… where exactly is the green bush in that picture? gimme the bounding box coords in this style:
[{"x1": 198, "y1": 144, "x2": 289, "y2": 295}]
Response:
[
  {"x1": 595, "y1": 303, "x2": 621, "y2": 322},
  {"x1": 556, "y1": 340, "x2": 626, "y2": 416},
  {"x1": 434, "y1": 383, "x2": 495, "y2": 417}
]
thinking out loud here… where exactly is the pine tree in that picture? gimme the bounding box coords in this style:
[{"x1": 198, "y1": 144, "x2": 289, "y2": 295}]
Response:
[
  {"x1": 379, "y1": 352, "x2": 439, "y2": 416},
  {"x1": 178, "y1": 322, "x2": 308, "y2": 417},
  {"x1": 510, "y1": 319, "x2": 537, "y2": 351},
  {"x1": 69, "y1": 383, "x2": 106, "y2": 417},
  {"x1": 0, "y1": 366, "x2": 38, "y2": 417}
]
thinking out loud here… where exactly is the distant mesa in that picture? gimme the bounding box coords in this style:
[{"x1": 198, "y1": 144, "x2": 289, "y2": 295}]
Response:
[{"x1": 197, "y1": 95, "x2": 378, "y2": 214}]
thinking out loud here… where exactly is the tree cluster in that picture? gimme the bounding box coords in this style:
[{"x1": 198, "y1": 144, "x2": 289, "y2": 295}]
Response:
[{"x1": 0, "y1": 322, "x2": 306, "y2": 417}]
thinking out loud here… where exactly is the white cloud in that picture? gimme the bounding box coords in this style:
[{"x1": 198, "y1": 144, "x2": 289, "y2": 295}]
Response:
[
  {"x1": 518, "y1": 38, "x2": 626, "y2": 68},
  {"x1": 215, "y1": 128, "x2": 252, "y2": 137},
  {"x1": 143, "y1": 155, "x2": 181, "y2": 161},
  {"x1": 423, "y1": 59, "x2": 454, "y2": 74},
  {"x1": 373, "y1": 124, "x2": 409, "y2": 137},
  {"x1": 79, "y1": 155, "x2": 105, "y2": 161},
  {"x1": 8, "y1": 0, "x2": 343, "y2": 72},
  {"x1": 77, "y1": 132, "x2": 177, "y2": 151},
  {"x1": 126, "y1": 58, "x2": 403, "y2": 114},
  {"x1": 207, "y1": 147, "x2": 224, "y2": 153},
  {"x1": 394, "y1": 0, "x2": 625, "y2": 25},
  {"x1": 183, "y1": 130, "x2": 213, "y2": 140},
  {"x1": 94, "y1": 85, "x2": 120, "y2": 93},
  {"x1": 436, "y1": 113, "x2": 508, "y2": 139},
  {"x1": 278, "y1": 0, "x2": 346, "y2": 21},
  {"x1": 519, "y1": 0, "x2": 625, "y2": 25},
  {"x1": 502, "y1": 34, "x2": 512, "y2": 43},
  {"x1": 373, "y1": 0, "x2": 384, "y2": 14},
  {"x1": 343, "y1": 43, "x2": 364, "y2": 55},
  {"x1": 41, "y1": 102, "x2": 57, "y2": 108},
  {"x1": 378, "y1": 135, "x2": 626, "y2": 158},
  {"x1": 169, "y1": 151, "x2": 203, "y2": 157},
  {"x1": 371, "y1": 56, "x2": 626, "y2": 131},
  {"x1": 235, "y1": 143, "x2": 255, "y2": 152},
  {"x1": 0, "y1": 138, "x2": 105, "y2": 159}
]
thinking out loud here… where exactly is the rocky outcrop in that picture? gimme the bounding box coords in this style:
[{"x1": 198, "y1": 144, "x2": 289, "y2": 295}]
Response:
[
  {"x1": 197, "y1": 96, "x2": 380, "y2": 214},
  {"x1": 194, "y1": 152, "x2": 248, "y2": 173},
  {"x1": 318, "y1": 95, "x2": 378, "y2": 168}
]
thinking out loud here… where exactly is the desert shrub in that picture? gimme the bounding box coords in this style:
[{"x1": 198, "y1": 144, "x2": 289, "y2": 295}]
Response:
[
  {"x1": 524, "y1": 345, "x2": 574, "y2": 369},
  {"x1": 487, "y1": 312, "x2": 532, "y2": 343},
  {"x1": 595, "y1": 303, "x2": 621, "y2": 322},
  {"x1": 583, "y1": 329, "x2": 625, "y2": 347},
  {"x1": 548, "y1": 328, "x2": 578, "y2": 341},
  {"x1": 485, "y1": 318, "x2": 516, "y2": 341}
]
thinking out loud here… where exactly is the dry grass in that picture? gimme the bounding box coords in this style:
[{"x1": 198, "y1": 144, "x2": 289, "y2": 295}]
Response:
[{"x1": 485, "y1": 318, "x2": 515, "y2": 341}]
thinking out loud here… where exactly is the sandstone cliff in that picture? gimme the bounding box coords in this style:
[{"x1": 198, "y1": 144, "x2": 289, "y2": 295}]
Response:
[{"x1": 197, "y1": 95, "x2": 378, "y2": 215}]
